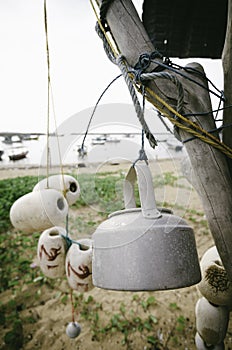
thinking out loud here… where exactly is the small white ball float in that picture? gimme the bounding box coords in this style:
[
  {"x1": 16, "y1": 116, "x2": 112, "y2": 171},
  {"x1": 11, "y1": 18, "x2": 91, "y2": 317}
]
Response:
[
  {"x1": 65, "y1": 238, "x2": 94, "y2": 293},
  {"x1": 195, "y1": 297, "x2": 229, "y2": 346},
  {"x1": 33, "y1": 174, "x2": 80, "y2": 206},
  {"x1": 10, "y1": 189, "x2": 68, "y2": 233},
  {"x1": 66, "y1": 321, "x2": 81, "y2": 338},
  {"x1": 195, "y1": 332, "x2": 225, "y2": 350},
  {"x1": 198, "y1": 246, "x2": 232, "y2": 308},
  {"x1": 37, "y1": 226, "x2": 68, "y2": 279}
]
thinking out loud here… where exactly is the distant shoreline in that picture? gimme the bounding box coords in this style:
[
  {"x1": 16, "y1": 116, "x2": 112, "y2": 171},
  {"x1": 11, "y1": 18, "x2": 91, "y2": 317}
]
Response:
[{"x1": 0, "y1": 158, "x2": 183, "y2": 180}]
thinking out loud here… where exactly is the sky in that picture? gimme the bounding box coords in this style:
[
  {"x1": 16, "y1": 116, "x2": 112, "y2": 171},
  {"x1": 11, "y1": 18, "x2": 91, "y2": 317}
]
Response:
[{"x1": 0, "y1": 0, "x2": 224, "y2": 133}]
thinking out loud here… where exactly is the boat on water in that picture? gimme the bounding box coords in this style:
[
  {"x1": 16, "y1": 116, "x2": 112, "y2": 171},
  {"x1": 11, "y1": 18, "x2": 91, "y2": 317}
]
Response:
[
  {"x1": 9, "y1": 151, "x2": 29, "y2": 161},
  {"x1": 0, "y1": 150, "x2": 4, "y2": 160},
  {"x1": 105, "y1": 136, "x2": 120, "y2": 143},
  {"x1": 91, "y1": 136, "x2": 106, "y2": 145},
  {"x1": 91, "y1": 135, "x2": 121, "y2": 145},
  {"x1": 166, "y1": 138, "x2": 183, "y2": 152},
  {"x1": 7, "y1": 146, "x2": 29, "y2": 161},
  {"x1": 77, "y1": 145, "x2": 88, "y2": 158}
]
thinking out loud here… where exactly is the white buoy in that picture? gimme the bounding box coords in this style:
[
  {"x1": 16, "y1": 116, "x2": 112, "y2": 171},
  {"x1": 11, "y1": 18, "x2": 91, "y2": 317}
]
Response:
[
  {"x1": 37, "y1": 226, "x2": 68, "y2": 278},
  {"x1": 66, "y1": 322, "x2": 81, "y2": 338},
  {"x1": 33, "y1": 174, "x2": 80, "y2": 206},
  {"x1": 195, "y1": 332, "x2": 225, "y2": 350},
  {"x1": 65, "y1": 238, "x2": 94, "y2": 293},
  {"x1": 195, "y1": 297, "x2": 229, "y2": 346},
  {"x1": 10, "y1": 189, "x2": 68, "y2": 233},
  {"x1": 198, "y1": 246, "x2": 232, "y2": 307}
]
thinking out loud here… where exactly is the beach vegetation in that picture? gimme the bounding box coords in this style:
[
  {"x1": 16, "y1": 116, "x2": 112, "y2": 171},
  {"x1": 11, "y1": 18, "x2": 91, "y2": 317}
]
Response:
[{"x1": 0, "y1": 170, "x2": 211, "y2": 349}]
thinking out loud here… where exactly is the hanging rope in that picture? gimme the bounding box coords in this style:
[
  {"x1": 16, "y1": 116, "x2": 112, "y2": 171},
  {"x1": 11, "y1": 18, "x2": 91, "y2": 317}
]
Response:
[
  {"x1": 92, "y1": 2, "x2": 157, "y2": 149},
  {"x1": 80, "y1": 74, "x2": 122, "y2": 154},
  {"x1": 89, "y1": 0, "x2": 119, "y2": 59},
  {"x1": 50, "y1": 87, "x2": 65, "y2": 191},
  {"x1": 133, "y1": 87, "x2": 148, "y2": 165},
  {"x1": 44, "y1": 0, "x2": 51, "y2": 187},
  {"x1": 43, "y1": 0, "x2": 66, "y2": 192},
  {"x1": 117, "y1": 55, "x2": 157, "y2": 148},
  {"x1": 95, "y1": 22, "x2": 116, "y2": 64}
]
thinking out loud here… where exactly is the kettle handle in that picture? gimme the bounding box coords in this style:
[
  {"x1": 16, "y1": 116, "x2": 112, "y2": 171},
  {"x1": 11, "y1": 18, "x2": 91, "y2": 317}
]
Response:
[{"x1": 124, "y1": 161, "x2": 161, "y2": 219}]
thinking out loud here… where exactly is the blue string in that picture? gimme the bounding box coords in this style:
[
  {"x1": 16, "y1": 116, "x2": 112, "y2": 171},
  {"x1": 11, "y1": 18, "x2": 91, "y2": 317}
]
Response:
[
  {"x1": 62, "y1": 213, "x2": 85, "y2": 250},
  {"x1": 61, "y1": 234, "x2": 86, "y2": 250}
]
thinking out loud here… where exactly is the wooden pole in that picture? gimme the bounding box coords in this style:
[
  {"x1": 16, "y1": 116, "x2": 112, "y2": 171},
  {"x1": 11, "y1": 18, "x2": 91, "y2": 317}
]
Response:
[
  {"x1": 99, "y1": 0, "x2": 232, "y2": 279},
  {"x1": 222, "y1": 0, "x2": 232, "y2": 176}
]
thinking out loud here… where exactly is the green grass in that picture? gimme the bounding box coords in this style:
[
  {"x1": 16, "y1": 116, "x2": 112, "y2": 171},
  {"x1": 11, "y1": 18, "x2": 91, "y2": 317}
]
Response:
[
  {"x1": 0, "y1": 170, "x2": 181, "y2": 234},
  {"x1": 0, "y1": 170, "x2": 201, "y2": 349},
  {"x1": 0, "y1": 176, "x2": 39, "y2": 233},
  {"x1": 0, "y1": 172, "x2": 136, "y2": 294}
]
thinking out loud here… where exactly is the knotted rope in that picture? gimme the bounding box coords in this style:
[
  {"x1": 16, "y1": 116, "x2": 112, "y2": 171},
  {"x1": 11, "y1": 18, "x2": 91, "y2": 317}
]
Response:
[{"x1": 95, "y1": 22, "x2": 157, "y2": 148}]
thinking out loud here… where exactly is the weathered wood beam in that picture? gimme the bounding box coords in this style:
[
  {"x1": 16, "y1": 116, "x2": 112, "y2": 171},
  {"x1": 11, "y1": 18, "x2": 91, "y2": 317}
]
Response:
[
  {"x1": 222, "y1": 0, "x2": 232, "y2": 176},
  {"x1": 100, "y1": 0, "x2": 232, "y2": 279},
  {"x1": 102, "y1": 0, "x2": 155, "y2": 67}
]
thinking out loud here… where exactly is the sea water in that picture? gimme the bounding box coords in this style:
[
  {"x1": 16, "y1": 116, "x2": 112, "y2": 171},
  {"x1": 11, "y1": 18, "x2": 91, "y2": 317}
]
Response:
[{"x1": 0, "y1": 133, "x2": 186, "y2": 169}]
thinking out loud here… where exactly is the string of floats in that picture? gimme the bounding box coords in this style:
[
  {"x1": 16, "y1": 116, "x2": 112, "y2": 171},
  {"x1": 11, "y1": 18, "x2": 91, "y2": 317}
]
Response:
[{"x1": 44, "y1": 0, "x2": 84, "y2": 249}]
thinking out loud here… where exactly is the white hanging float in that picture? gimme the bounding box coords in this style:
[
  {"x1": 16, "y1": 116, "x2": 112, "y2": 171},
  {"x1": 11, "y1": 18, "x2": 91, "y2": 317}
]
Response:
[
  {"x1": 92, "y1": 161, "x2": 201, "y2": 291},
  {"x1": 37, "y1": 226, "x2": 68, "y2": 279},
  {"x1": 33, "y1": 174, "x2": 80, "y2": 206},
  {"x1": 195, "y1": 297, "x2": 229, "y2": 347},
  {"x1": 10, "y1": 189, "x2": 68, "y2": 233},
  {"x1": 65, "y1": 238, "x2": 94, "y2": 293},
  {"x1": 195, "y1": 332, "x2": 225, "y2": 350},
  {"x1": 197, "y1": 245, "x2": 232, "y2": 308}
]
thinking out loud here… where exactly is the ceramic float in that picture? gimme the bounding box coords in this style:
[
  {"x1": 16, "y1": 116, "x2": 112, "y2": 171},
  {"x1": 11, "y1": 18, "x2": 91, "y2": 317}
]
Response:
[
  {"x1": 195, "y1": 297, "x2": 229, "y2": 346},
  {"x1": 65, "y1": 238, "x2": 93, "y2": 293},
  {"x1": 195, "y1": 332, "x2": 225, "y2": 350},
  {"x1": 37, "y1": 226, "x2": 68, "y2": 278},
  {"x1": 33, "y1": 174, "x2": 80, "y2": 206},
  {"x1": 198, "y1": 246, "x2": 232, "y2": 307},
  {"x1": 10, "y1": 189, "x2": 68, "y2": 233}
]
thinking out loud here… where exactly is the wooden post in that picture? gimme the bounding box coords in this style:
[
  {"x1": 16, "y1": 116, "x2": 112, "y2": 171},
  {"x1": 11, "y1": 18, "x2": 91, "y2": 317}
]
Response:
[
  {"x1": 99, "y1": 0, "x2": 232, "y2": 279},
  {"x1": 222, "y1": 0, "x2": 232, "y2": 176}
]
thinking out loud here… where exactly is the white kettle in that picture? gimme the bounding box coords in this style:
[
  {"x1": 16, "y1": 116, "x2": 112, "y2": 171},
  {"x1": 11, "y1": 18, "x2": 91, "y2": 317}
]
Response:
[{"x1": 92, "y1": 161, "x2": 201, "y2": 291}]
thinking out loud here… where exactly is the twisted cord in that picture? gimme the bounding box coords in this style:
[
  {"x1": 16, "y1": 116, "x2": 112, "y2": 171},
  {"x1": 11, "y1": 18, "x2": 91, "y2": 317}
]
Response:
[
  {"x1": 95, "y1": 22, "x2": 116, "y2": 64},
  {"x1": 117, "y1": 55, "x2": 157, "y2": 148},
  {"x1": 95, "y1": 20, "x2": 157, "y2": 148},
  {"x1": 133, "y1": 88, "x2": 148, "y2": 165},
  {"x1": 139, "y1": 71, "x2": 184, "y2": 114},
  {"x1": 43, "y1": 0, "x2": 66, "y2": 192},
  {"x1": 44, "y1": 0, "x2": 51, "y2": 187}
]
